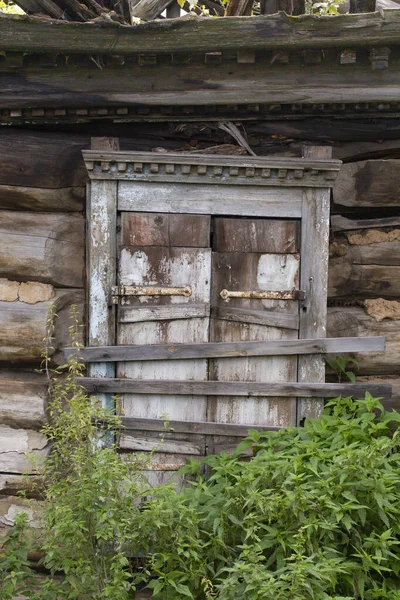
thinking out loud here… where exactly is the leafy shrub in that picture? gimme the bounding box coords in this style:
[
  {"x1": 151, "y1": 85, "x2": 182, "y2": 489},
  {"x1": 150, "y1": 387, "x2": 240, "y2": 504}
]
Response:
[
  {"x1": 139, "y1": 394, "x2": 400, "y2": 599},
  {"x1": 1, "y1": 348, "x2": 400, "y2": 600}
]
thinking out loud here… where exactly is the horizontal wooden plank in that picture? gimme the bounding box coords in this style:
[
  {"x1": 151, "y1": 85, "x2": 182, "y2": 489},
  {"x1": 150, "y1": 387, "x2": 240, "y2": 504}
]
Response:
[
  {"x1": 66, "y1": 337, "x2": 385, "y2": 362},
  {"x1": 80, "y1": 378, "x2": 392, "y2": 398},
  {"x1": 118, "y1": 183, "x2": 303, "y2": 218},
  {"x1": 121, "y1": 213, "x2": 210, "y2": 248},
  {"x1": 213, "y1": 217, "x2": 299, "y2": 253},
  {"x1": 115, "y1": 417, "x2": 281, "y2": 437},
  {"x1": 211, "y1": 305, "x2": 299, "y2": 330},
  {"x1": 119, "y1": 303, "x2": 210, "y2": 323},
  {"x1": 2, "y1": 12, "x2": 400, "y2": 55}
]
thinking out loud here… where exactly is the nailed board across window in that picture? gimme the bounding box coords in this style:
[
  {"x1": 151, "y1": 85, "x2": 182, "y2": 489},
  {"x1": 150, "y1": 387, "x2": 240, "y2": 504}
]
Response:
[{"x1": 81, "y1": 144, "x2": 390, "y2": 484}]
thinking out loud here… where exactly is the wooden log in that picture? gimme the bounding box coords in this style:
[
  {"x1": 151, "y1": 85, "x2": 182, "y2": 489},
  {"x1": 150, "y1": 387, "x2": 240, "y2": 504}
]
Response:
[
  {"x1": 327, "y1": 304, "x2": 400, "y2": 375},
  {"x1": 0, "y1": 426, "x2": 48, "y2": 474},
  {"x1": 80, "y1": 378, "x2": 391, "y2": 398},
  {"x1": 66, "y1": 337, "x2": 385, "y2": 362},
  {"x1": 330, "y1": 228, "x2": 400, "y2": 265},
  {"x1": 0, "y1": 474, "x2": 42, "y2": 498},
  {"x1": 333, "y1": 160, "x2": 400, "y2": 207},
  {"x1": 328, "y1": 264, "x2": 400, "y2": 298},
  {"x1": 0, "y1": 288, "x2": 85, "y2": 364},
  {"x1": 0, "y1": 185, "x2": 85, "y2": 212},
  {"x1": 2, "y1": 12, "x2": 400, "y2": 55},
  {"x1": 329, "y1": 227, "x2": 400, "y2": 297},
  {"x1": 0, "y1": 129, "x2": 88, "y2": 188},
  {"x1": 0, "y1": 211, "x2": 85, "y2": 288},
  {"x1": 5, "y1": 57, "x2": 400, "y2": 109},
  {"x1": 0, "y1": 370, "x2": 47, "y2": 428},
  {"x1": 331, "y1": 215, "x2": 400, "y2": 232}
]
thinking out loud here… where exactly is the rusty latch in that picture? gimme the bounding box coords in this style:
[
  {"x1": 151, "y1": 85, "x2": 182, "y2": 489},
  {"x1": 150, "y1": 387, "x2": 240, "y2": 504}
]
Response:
[
  {"x1": 219, "y1": 288, "x2": 305, "y2": 301},
  {"x1": 111, "y1": 285, "x2": 192, "y2": 304}
]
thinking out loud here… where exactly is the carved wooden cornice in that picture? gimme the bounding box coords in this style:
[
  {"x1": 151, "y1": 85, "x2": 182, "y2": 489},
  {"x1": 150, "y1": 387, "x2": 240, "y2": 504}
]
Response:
[{"x1": 83, "y1": 151, "x2": 341, "y2": 187}]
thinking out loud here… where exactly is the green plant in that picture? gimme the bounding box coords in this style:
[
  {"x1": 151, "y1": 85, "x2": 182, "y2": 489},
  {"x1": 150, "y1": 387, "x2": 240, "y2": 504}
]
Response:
[
  {"x1": 0, "y1": 309, "x2": 152, "y2": 600},
  {"x1": 326, "y1": 355, "x2": 360, "y2": 383},
  {"x1": 137, "y1": 394, "x2": 400, "y2": 599}
]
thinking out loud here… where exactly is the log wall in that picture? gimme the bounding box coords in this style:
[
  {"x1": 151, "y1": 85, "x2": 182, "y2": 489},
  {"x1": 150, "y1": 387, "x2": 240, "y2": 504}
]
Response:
[{"x1": 0, "y1": 124, "x2": 399, "y2": 532}]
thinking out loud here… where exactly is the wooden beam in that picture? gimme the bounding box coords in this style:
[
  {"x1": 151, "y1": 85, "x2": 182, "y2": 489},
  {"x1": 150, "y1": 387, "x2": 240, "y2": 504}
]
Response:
[
  {"x1": 87, "y1": 137, "x2": 119, "y2": 411},
  {"x1": 298, "y1": 146, "x2": 332, "y2": 422},
  {"x1": 65, "y1": 336, "x2": 385, "y2": 362},
  {"x1": 115, "y1": 417, "x2": 281, "y2": 436},
  {"x1": 2, "y1": 12, "x2": 400, "y2": 55},
  {"x1": 79, "y1": 378, "x2": 392, "y2": 398},
  {"x1": 118, "y1": 182, "x2": 303, "y2": 218}
]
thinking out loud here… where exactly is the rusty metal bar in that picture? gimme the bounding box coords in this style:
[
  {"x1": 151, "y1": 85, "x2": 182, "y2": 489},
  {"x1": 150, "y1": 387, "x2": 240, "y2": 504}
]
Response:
[
  {"x1": 111, "y1": 285, "x2": 192, "y2": 304},
  {"x1": 219, "y1": 288, "x2": 305, "y2": 301}
]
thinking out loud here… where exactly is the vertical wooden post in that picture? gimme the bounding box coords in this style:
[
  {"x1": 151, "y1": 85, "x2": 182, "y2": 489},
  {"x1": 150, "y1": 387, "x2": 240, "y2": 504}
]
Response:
[
  {"x1": 298, "y1": 146, "x2": 332, "y2": 424},
  {"x1": 87, "y1": 137, "x2": 119, "y2": 413}
]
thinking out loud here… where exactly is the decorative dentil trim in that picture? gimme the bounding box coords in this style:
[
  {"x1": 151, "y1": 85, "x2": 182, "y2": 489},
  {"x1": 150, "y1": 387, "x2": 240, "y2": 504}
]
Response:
[{"x1": 83, "y1": 151, "x2": 341, "y2": 187}]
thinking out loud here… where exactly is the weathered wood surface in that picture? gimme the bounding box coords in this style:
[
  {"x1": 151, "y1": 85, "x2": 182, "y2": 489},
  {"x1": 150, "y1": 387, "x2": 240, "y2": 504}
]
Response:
[
  {"x1": 4, "y1": 59, "x2": 400, "y2": 109},
  {"x1": 2, "y1": 12, "x2": 400, "y2": 55},
  {"x1": 327, "y1": 305, "x2": 400, "y2": 375},
  {"x1": 329, "y1": 226, "x2": 400, "y2": 298},
  {"x1": 331, "y1": 215, "x2": 400, "y2": 232},
  {"x1": 329, "y1": 264, "x2": 400, "y2": 298},
  {"x1": 120, "y1": 303, "x2": 210, "y2": 323},
  {"x1": 330, "y1": 228, "x2": 400, "y2": 266},
  {"x1": 130, "y1": 0, "x2": 173, "y2": 20},
  {"x1": 0, "y1": 426, "x2": 48, "y2": 474},
  {"x1": 298, "y1": 183, "x2": 331, "y2": 421},
  {"x1": 66, "y1": 337, "x2": 385, "y2": 362},
  {"x1": 210, "y1": 243, "x2": 299, "y2": 428},
  {"x1": 118, "y1": 182, "x2": 303, "y2": 218},
  {"x1": 121, "y1": 213, "x2": 210, "y2": 248},
  {"x1": 213, "y1": 217, "x2": 299, "y2": 253},
  {"x1": 0, "y1": 185, "x2": 85, "y2": 212},
  {"x1": 87, "y1": 170, "x2": 118, "y2": 410},
  {"x1": 0, "y1": 370, "x2": 47, "y2": 428},
  {"x1": 81, "y1": 378, "x2": 392, "y2": 398},
  {"x1": 211, "y1": 305, "x2": 299, "y2": 330},
  {"x1": 117, "y1": 416, "x2": 281, "y2": 436},
  {"x1": 88, "y1": 153, "x2": 340, "y2": 186},
  {"x1": 0, "y1": 211, "x2": 85, "y2": 288},
  {"x1": 0, "y1": 130, "x2": 88, "y2": 188},
  {"x1": 333, "y1": 160, "x2": 400, "y2": 207},
  {"x1": 0, "y1": 289, "x2": 84, "y2": 363},
  {"x1": 117, "y1": 242, "x2": 211, "y2": 428}
]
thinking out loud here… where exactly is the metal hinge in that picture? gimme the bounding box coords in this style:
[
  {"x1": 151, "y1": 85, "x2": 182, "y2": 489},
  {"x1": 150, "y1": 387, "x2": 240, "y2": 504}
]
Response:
[
  {"x1": 219, "y1": 288, "x2": 306, "y2": 301},
  {"x1": 111, "y1": 285, "x2": 192, "y2": 305}
]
